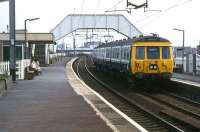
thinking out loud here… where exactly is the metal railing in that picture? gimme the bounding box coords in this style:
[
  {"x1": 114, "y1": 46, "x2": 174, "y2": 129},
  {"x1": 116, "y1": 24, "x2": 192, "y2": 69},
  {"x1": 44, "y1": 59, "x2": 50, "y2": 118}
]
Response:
[{"x1": 0, "y1": 59, "x2": 31, "y2": 79}]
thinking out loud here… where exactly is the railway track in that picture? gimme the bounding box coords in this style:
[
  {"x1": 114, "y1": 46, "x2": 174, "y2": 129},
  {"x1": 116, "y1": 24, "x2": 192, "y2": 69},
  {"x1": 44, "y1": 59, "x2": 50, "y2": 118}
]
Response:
[
  {"x1": 73, "y1": 56, "x2": 184, "y2": 132},
  {"x1": 167, "y1": 92, "x2": 200, "y2": 108},
  {"x1": 168, "y1": 83, "x2": 200, "y2": 104},
  {"x1": 137, "y1": 92, "x2": 200, "y2": 131},
  {"x1": 145, "y1": 93, "x2": 200, "y2": 119}
]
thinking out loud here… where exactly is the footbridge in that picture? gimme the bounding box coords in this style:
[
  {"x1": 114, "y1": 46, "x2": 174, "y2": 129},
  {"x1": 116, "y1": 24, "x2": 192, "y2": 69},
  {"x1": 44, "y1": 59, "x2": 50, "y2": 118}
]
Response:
[{"x1": 51, "y1": 14, "x2": 142, "y2": 41}]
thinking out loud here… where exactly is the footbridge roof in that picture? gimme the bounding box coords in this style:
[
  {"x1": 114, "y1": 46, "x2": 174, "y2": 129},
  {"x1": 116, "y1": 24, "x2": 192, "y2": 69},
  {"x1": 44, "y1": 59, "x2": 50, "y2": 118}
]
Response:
[{"x1": 51, "y1": 14, "x2": 142, "y2": 41}]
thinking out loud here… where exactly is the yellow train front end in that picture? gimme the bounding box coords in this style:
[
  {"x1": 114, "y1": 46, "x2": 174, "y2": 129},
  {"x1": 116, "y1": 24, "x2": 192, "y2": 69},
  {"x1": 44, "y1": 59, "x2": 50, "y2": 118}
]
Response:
[{"x1": 131, "y1": 40, "x2": 174, "y2": 80}]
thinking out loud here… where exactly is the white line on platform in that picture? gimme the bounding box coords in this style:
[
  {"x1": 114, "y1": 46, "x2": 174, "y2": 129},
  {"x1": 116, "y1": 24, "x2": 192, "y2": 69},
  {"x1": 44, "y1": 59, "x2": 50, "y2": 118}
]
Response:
[
  {"x1": 171, "y1": 78, "x2": 200, "y2": 88},
  {"x1": 67, "y1": 57, "x2": 148, "y2": 132}
]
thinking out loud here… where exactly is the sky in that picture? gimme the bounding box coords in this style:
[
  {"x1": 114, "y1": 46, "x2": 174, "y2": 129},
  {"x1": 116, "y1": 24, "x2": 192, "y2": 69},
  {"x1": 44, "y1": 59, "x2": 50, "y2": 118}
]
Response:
[{"x1": 0, "y1": 0, "x2": 199, "y2": 48}]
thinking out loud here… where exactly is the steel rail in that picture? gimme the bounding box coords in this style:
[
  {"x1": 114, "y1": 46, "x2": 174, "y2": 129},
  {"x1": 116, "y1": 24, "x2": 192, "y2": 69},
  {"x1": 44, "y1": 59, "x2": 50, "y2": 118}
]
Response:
[
  {"x1": 74, "y1": 58, "x2": 83, "y2": 81},
  {"x1": 81, "y1": 57, "x2": 183, "y2": 132},
  {"x1": 143, "y1": 93, "x2": 200, "y2": 120},
  {"x1": 167, "y1": 92, "x2": 200, "y2": 108}
]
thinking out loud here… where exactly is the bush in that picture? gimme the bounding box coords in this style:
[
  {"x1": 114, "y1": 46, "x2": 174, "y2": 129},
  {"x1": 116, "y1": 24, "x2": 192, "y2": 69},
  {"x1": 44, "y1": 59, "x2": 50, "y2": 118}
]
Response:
[{"x1": 0, "y1": 73, "x2": 9, "y2": 80}]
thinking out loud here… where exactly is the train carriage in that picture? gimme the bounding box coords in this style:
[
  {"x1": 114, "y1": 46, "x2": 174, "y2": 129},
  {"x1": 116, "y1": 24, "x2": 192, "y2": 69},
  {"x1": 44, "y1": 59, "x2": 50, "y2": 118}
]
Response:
[{"x1": 92, "y1": 35, "x2": 174, "y2": 80}]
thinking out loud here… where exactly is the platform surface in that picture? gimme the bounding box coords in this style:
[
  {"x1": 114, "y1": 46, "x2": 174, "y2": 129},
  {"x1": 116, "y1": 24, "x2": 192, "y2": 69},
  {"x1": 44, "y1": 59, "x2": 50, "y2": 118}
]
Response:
[
  {"x1": 0, "y1": 58, "x2": 112, "y2": 132},
  {"x1": 172, "y1": 73, "x2": 200, "y2": 83}
]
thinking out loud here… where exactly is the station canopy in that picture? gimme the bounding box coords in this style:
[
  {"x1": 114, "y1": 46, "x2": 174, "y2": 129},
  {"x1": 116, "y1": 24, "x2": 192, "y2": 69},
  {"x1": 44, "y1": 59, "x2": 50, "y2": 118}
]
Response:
[
  {"x1": 0, "y1": 33, "x2": 54, "y2": 44},
  {"x1": 51, "y1": 14, "x2": 142, "y2": 41}
]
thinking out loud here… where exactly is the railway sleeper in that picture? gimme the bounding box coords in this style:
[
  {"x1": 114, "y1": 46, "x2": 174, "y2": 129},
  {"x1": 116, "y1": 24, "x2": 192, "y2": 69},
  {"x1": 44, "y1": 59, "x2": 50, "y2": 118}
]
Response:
[{"x1": 161, "y1": 109, "x2": 200, "y2": 131}]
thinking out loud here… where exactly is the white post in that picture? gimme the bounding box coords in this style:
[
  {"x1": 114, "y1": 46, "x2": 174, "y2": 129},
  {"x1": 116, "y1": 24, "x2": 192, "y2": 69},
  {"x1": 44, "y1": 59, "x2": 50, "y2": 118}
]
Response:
[
  {"x1": 22, "y1": 44, "x2": 24, "y2": 60},
  {"x1": 1, "y1": 40, "x2": 3, "y2": 61},
  {"x1": 21, "y1": 59, "x2": 24, "y2": 79},
  {"x1": 0, "y1": 62, "x2": 2, "y2": 73},
  {"x1": 8, "y1": 61, "x2": 10, "y2": 75}
]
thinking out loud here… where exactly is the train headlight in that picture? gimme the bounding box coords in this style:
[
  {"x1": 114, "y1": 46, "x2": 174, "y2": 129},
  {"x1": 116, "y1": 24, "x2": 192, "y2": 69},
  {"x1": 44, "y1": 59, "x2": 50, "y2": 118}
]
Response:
[{"x1": 149, "y1": 64, "x2": 158, "y2": 70}]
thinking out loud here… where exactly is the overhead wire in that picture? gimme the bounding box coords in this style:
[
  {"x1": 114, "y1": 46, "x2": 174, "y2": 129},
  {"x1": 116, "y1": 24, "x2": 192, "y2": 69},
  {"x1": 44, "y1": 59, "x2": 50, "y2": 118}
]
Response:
[
  {"x1": 75, "y1": 0, "x2": 85, "y2": 48},
  {"x1": 135, "y1": 0, "x2": 192, "y2": 24},
  {"x1": 77, "y1": 0, "x2": 85, "y2": 29},
  {"x1": 94, "y1": 0, "x2": 101, "y2": 27},
  {"x1": 135, "y1": 0, "x2": 192, "y2": 27},
  {"x1": 134, "y1": 0, "x2": 182, "y2": 24},
  {"x1": 104, "y1": 0, "x2": 127, "y2": 41},
  {"x1": 105, "y1": 0, "x2": 126, "y2": 12},
  {"x1": 93, "y1": 0, "x2": 101, "y2": 41},
  {"x1": 94, "y1": 0, "x2": 126, "y2": 42},
  {"x1": 95, "y1": 0, "x2": 101, "y2": 14},
  {"x1": 164, "y1": 0, "x2": 192, "y2": 11},
  {"x1": 80, "y1": 0, "x2": 85, "y2": 14}
]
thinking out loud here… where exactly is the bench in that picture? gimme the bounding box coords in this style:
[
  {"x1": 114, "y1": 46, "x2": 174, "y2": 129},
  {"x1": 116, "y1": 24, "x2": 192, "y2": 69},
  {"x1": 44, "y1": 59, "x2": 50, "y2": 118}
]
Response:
[{"x1": 24, "y1": 67, "x2": 34, "y2": 80}]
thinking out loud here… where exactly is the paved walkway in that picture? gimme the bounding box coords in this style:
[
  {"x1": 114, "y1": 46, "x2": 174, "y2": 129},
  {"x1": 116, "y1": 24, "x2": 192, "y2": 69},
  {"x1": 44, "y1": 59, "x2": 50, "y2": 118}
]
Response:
[
  {"x1": 172, "y1": 73, "x2": 200, "y2": 83},
  {"x1": 0, "y1": 58, "x2": 112, "y2": 132}
]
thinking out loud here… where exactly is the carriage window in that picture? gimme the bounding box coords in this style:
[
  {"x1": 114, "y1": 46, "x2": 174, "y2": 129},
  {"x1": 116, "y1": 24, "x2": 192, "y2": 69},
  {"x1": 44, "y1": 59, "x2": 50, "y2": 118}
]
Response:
[
  {"x1": 112, "y1": 48, "x2": 115, "y2": 58},
  {"x1": 136, "y1": 47, "x2": 144, "y2": 59},
  {"x1": 123, "y1": 48, "x2": 126, "y2": 59},
  {"x1": 124, "y1": 48, "x2": 127, "y2": 60},
  {"x1": 162, "y1": 47, "x2": 170, "y2": 59},
  {"x1": 116, "y1": 48, "x2": 119, "y2": 59},
  {"x1": 127, "y1": 47, "x2": 130, "y2": 59},
  {"x1": 106, "y1": 48, "x2": 109, "y2": 58},
  {"x1": 147, "y1": 47, "x2": 160, "y2": 59},
  {"x1": 126, "y1": 47, "x2": 129, "y2": 60}
]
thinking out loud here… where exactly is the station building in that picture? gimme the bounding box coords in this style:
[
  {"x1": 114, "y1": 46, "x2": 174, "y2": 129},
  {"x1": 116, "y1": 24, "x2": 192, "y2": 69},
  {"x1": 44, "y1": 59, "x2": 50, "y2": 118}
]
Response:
[
  {"x1": 0, "y1": 30, "x2": 54, "y2": 65},
  {"x1": 172, "y1": 46, "x2": 200, "y2": 74},
  {"x1": 197, "y1": 44, "x2": 200, "y2": 55}
]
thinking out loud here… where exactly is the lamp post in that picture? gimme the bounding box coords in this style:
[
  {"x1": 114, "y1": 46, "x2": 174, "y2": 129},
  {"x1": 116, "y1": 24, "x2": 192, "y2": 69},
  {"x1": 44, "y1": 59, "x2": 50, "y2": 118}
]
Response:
[
  {"x1": 173, "y1": 28, "x2": 185, "y2": 72},
  {"x1": 24, "y1": 17, "x2": 40, "y2": 59}
]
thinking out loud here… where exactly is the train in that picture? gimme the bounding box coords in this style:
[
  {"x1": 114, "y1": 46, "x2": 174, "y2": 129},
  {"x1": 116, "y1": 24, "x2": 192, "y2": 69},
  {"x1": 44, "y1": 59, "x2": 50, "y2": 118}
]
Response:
[{"x1": 92, "y1": 35, "x2": 174, "y2": 81}]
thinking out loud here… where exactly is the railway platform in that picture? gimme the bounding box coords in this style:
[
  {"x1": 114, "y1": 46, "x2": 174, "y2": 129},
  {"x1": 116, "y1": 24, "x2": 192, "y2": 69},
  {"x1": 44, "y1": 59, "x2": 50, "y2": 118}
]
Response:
[
  {"x1": 172, "y1": 73, "x2": 200, "y2": 87},
  {"x1": 0, "y1": 58, "x2": 112, "y2": 132},
  {"x1": 172, "y1": 73, "x2": 200, "y2": 83}
]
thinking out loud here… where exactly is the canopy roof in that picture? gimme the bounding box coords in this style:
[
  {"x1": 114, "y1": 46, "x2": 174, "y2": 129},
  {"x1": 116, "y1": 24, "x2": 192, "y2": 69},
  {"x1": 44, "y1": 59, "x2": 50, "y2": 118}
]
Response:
[
  {"x1": 51, "y1": 14, "x2": 142, "y2": 41},
  {"x1": 0, "y1": 33, "x2": 54, "y2": 44}
]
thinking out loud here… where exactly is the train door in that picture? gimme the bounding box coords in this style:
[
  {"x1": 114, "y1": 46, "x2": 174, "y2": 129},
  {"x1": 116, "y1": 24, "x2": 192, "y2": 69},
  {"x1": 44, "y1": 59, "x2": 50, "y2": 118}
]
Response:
[
  {"x1": 145, "y1": 46, "x2": 160, "y2": 74},
  {"x1": 131, "y1": 46, "x2": 145, "y2": 74},
  {"x1": 160, "y1": 46, "x2": 174, "y2": 73}
]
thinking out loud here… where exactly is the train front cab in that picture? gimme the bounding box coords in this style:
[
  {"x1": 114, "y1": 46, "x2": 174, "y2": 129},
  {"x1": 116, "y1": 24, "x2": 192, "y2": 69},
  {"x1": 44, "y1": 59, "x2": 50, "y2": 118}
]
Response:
[{"x1": 131, "y1": 42, "x2": 174, "y2": 80}]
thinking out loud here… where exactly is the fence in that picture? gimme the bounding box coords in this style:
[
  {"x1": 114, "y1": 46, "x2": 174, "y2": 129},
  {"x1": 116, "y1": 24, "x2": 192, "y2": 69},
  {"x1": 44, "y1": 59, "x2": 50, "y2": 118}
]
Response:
[
  {"x1": 0, "y1": 59, "x2": 31, "y2": 80},
  {"x1": 49, "y1": 53, "x2": 65, "y2": 59},
  {"x1": 196, "y1": 54, "x2": 200, "y2": 75},
  {"x1": 0, "y1": 61, "x2": 10, "y2": 75},
  {"x1": 174, "y1": 54, "x2": 200, "y2": 75},
  {"x1": 49, "y1": 53, "x2": 65, "y2": 64}
]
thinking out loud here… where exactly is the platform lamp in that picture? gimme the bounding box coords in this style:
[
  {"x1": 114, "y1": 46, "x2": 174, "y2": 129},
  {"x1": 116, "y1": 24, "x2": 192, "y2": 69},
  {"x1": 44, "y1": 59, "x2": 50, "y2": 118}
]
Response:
[
  {"x1": 173, "y1": 28, "x2": 185, "y2": 72},
  {"x1": 24, "y1": 17, "x2": 40, "y2": 59}
]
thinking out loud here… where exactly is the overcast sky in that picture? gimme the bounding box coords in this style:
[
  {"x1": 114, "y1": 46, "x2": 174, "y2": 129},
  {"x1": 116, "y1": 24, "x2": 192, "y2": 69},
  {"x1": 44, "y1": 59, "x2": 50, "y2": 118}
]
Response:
[{"x1": 0, "y1": 0, "x2": 198, "y2": 47}]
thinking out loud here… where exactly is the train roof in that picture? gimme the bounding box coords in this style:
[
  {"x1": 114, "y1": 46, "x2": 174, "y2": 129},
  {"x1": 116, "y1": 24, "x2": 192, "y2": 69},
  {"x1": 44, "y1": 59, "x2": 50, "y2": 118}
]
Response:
[
  {"x1": 96, "y1": 39, "x2": 133, "y2": 48},
  {"x1": 95, "y1": 36, "x2": 170, "y2": 49},
  {"x1": 133, "y1": 36, "x2": 170, "y2": 43}
]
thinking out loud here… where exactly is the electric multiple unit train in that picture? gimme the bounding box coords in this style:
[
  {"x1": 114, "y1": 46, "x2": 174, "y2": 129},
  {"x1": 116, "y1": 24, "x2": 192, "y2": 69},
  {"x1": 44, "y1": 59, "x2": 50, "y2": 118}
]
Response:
[{"x1": 92, "y1": 35, "x2": 174, "y2": 80}]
